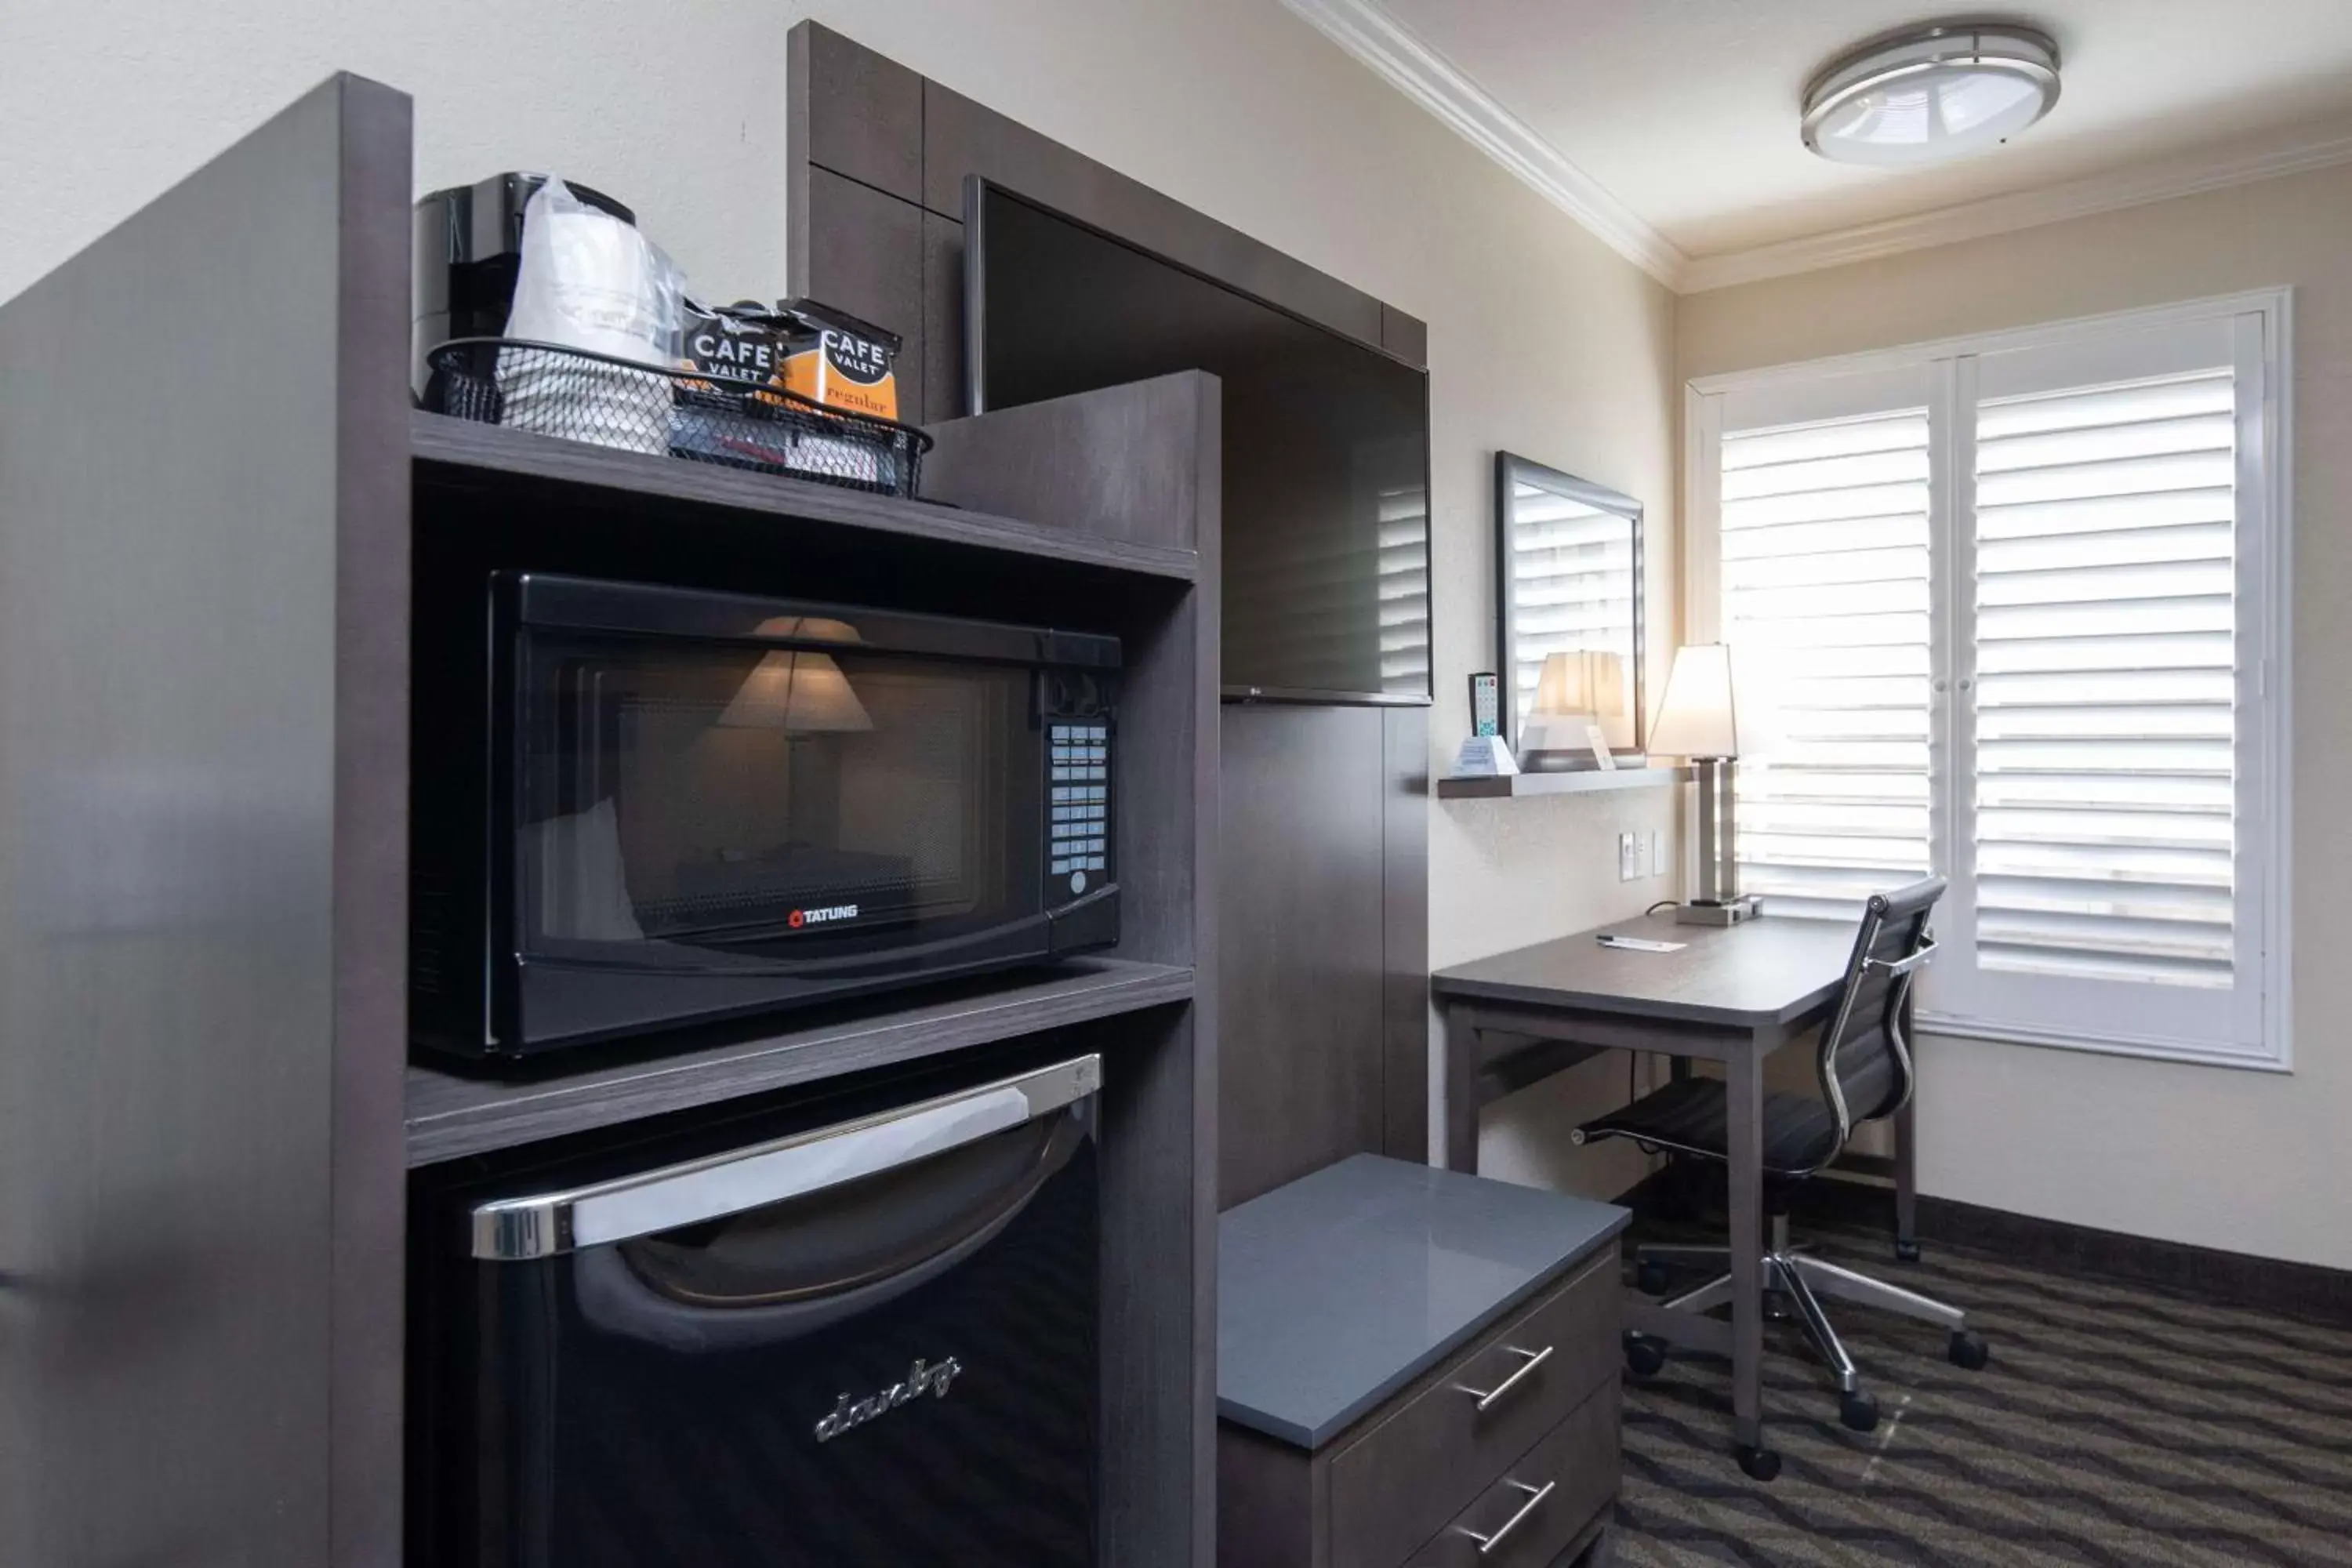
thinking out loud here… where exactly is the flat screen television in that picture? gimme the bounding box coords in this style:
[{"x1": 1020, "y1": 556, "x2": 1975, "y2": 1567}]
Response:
[{"x1": 964, "y1": 178, "x2": 1432, "y2": 705}]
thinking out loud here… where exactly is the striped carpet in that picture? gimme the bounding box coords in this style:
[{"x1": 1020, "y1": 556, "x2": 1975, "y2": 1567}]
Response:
[{"x1": 1612, "y1": 1218, "x2": 2352, "y2": 1566}]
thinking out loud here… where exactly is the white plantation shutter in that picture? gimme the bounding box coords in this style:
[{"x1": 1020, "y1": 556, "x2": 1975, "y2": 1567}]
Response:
[
  {"x1": 1968, "y1": 368, "x2": 2238, "y2": 987},
  {"x1": 1692, "y1": 295, "x2": 2288, "y2": 1065},
  {"x1": 1504, "y1": 483, "x2": 1637, "y2": 736},
  {"x1": 1719, "y1": 408, "x2": 1936, "y2": 920},
  {"x1": 1377, "y1": 484, "x2": 1432, "y2": 693}
]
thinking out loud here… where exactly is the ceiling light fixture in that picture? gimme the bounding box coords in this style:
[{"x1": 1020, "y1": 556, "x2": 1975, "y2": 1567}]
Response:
[{"x1": 1802, "y1": 22, "x2": 2060, "y2": 167}]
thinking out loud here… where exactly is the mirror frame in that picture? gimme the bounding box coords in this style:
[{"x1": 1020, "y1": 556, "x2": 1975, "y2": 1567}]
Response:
[{"x1": 1494, "y1": 452, "x2": 1646, "y2": 754}]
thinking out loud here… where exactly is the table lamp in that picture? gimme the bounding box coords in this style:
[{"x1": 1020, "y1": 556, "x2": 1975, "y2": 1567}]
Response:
[
  {"x1": 1648, "y1": 643, "x2": 1759, "y2": 925},
  {"x1": 1523, "y1": 649, "x2": 1627, "y2": 770}
]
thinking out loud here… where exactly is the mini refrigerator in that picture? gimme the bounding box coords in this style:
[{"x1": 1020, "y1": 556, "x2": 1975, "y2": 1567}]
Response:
[{"x1": 408, "y1": 1052, "x2": 1102, "y2": 1566}]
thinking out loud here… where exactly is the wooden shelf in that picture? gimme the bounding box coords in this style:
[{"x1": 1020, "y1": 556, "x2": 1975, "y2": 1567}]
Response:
[
  {"x1": 1436, "y1": 766, "x2": 1690, "y2": 800},
  {"x1": 412, "y1": 410, "x2": 1201, "y2": 583},
  {"x1": 405, "y1": 957, "x2": 1196, "y2": 1166}
]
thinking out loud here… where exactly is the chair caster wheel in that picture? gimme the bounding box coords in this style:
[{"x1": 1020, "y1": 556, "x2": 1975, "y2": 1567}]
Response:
[
  {"x1": 1735, "y1": 1443, "x2": 1781, "y2": 1482},
  {"x1": 1895, "y1": 1239, "x2": 1922, "y2": 1263},
  {"x1": 1624, "y1": 1331, "x2": 1668, "y2": 1377},
  {"x1": 1948, "y1": 1330, "x2": 1990, "y2": 1370},
  {"x1": 1839, "y1": 1389, "x2": 1879, "y2": 1432},
  {"x1": 1635, "y1": 1260, "x2": 1671, "y2": 1297}
]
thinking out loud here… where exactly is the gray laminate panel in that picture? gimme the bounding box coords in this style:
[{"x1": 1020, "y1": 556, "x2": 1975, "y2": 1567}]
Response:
[
  {"x1": 802, "y1": 165, "x2": 927, "y2": 419},
  {"x1": 1183, "y1": 376, "x2": 1225, "y2": 1568},
  {"x1": 1218, "y1": 1156, "x2": 1628, "y2": 1448},
  {"x1": 1382, "y1": 706, "x2": 1431, "y2": 1164},
  {"x1": 922, "y1": 370, "x2": 1212, "y2": 552},
  {"x1": 920, "y1": 209, "x2": 965, "y2": 424},
  {"x1": 1431, "y1": 913, "x2": 1856, "y2": 1029},
  {"x1": 1102, "y1": 1006, "x2": 1209, "y2": 1568},
  {"x1": 1219, "y1": 705, "x2": 1388, "y2": 1208},
  {"x1": 1397, "y1": 1387, "x2": 1621, "y2": 1568},
  {"x1": 1381, "y1": 303, "x2": 1429, "y2": 370},
  {"x1": 1218, "y1": 1421, "x2": 1316, "y2": 1568},
  {"x1": 0, "y1": 74, "x2": 410, "y2": 1568},
  {"x1": 1190, "y1": 410, "x2": 1224, "y2": 1568},
  {"x1": 789, "y1": 20, "x2": 924, "y2": 204},
  {"x1": 410, "y1": 410, "x2": 1200, "y2": 580},
  {"x1": 405, "y1": 958, "x2": 1195, "y2": 1165},
  {"x1": 328, "y1": 75, "x2": 416, "y2": 1568},
  {"x1": 922, "y1": 79, "x2": 1386, "y2": 350},
  {"x1": 1326, "y1": 1254, "x2": 1617, "y2": 1566},
  {"x1": 1081, "y1": 363, "x2": 1221, "y2": 1568}
]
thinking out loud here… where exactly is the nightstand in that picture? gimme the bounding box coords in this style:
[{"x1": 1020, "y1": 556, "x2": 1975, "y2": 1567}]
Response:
[{"x1": 1218, "y1": 1156, "x2": 1630, "y2": 1567}]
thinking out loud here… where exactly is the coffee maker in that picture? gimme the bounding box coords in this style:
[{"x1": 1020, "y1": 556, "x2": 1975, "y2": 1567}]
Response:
[{"x1": 410, "y1": 172, "x2": 635, "y2": 394}]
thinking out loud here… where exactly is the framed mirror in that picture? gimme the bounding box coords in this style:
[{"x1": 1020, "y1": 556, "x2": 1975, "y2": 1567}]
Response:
[{"x1": 1495, "y1": 454, "x2": 1646, "y2": 768}]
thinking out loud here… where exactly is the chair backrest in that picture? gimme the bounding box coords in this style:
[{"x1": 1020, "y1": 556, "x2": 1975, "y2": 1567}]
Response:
[{"x1": 1813, "y1": 875, "x2": 1946, "y2": 1168}]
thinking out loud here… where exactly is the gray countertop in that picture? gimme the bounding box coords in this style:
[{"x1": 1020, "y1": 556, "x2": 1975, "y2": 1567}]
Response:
[{"x1": 1217, "y1": 1154, "x2": 1630, "y2": 1449}]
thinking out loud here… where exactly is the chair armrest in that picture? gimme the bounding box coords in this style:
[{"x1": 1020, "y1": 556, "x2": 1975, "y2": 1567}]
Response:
[{"x1": 1865, "y1": 935, "x2": 1938, "y2": 978}]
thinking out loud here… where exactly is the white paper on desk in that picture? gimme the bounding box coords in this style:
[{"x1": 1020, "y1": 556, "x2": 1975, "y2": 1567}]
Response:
[{"x1": 1597, "y1": 935, "x2": 1684, "y2": 953}]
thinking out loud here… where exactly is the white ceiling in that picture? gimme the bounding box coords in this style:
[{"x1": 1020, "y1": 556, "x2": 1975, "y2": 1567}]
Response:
[{"x1": 1316, "y1": 0, "x2": 2352, "y2": 286}]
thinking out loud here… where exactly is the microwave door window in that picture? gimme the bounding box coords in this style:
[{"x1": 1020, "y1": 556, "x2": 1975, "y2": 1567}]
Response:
[{"x1": 519, "y1": 635, "x2": 1036, "y2": 965}]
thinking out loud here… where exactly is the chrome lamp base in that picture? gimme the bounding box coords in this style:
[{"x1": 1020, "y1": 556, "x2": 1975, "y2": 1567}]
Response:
[{"x1": 1674, "y1": 895, "x2": 1760, "y2": 927}]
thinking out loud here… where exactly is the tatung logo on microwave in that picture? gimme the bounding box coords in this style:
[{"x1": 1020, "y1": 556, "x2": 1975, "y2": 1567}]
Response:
[{"x1": 788, "y1": 903, "x2": 861, "y2": 930}]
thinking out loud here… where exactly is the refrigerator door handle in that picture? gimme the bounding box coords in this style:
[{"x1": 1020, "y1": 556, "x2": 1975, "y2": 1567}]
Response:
[{"x1": 470, "y1": 1053, "x2": 1102, "y2": 1261}]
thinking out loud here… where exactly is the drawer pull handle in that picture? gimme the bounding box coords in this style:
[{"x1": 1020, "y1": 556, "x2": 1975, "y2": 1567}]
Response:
[
  {"x1": 1459, "y1": 1479, "x2": 1554, "y2": 1555},
  {"x1": 1454, "y1": 1344, "x2": 1554, "y2": 1412}
]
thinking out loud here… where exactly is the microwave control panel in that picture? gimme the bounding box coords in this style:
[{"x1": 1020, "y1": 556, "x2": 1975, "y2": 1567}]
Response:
[{"x1": 1047, "y1": 720, "x2": 1112, "y2": 900}]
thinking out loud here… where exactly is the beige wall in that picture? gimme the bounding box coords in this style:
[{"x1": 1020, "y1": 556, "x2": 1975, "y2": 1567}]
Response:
[
  {"x1": 0, "y1": 0, "x2": 1682, "y2": 1192},
  {"x1": 1680, "y1": 162, "x2": 2352, "y2": 1269}
]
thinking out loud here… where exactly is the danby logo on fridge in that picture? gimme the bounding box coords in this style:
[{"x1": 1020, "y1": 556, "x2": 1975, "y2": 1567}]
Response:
[
  {"x1": 815, "y1": 1356, "x2": 964, "y2": 1443},
  {"x1": 787, "y1": 903, "x2": 860, "y2": 930}
]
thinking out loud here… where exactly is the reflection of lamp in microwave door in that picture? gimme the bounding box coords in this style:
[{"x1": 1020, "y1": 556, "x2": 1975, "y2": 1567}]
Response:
[{"x1": 719, "y1": 617, "x2": 874, "y2": 732}]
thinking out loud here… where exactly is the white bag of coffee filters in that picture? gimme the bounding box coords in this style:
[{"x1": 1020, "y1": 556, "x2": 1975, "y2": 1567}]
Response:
[{"x1": 500, "y1": 178, "x2": 682, "y2": 454}]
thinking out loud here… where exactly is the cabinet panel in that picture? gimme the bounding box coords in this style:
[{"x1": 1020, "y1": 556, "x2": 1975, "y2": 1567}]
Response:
[
  {"x1": 0, "y1": 74, "x2": 412, "y2": 1568},
  {"x1": 1403, "y1": 1387, "x2": 1621, "y2": 1568},
  {"x1": 1219, "y1": 705, "x2": 1388, "y2": 1207},
  {"x1": 797, "y1": 166, "x2": 927, "y2": 423},
  {"x1": 1330, "y1": 1254, "x2": 1618, "y2": 1568}
]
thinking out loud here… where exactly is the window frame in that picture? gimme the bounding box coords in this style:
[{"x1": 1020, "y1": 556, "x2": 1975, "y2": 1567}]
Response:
[{"x1": 1683, "y1": 289, "x2": 2295, "y2": 1071}]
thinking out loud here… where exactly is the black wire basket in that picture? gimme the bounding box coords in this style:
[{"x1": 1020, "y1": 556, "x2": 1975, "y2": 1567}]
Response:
[{"x1": 423, "y1": 337, "x2": 931, "y2": 498}]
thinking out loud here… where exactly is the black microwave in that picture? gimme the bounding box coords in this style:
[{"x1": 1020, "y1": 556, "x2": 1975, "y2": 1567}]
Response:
[{"x1": 411, "y1": 574, "x2": 1120, "y2": 1061}]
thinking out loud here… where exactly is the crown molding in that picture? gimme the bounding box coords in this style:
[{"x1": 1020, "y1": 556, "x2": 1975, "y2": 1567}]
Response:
[
  {"x1": 1287, "y1": 0, "x2": 2352, "y2": 296},
  {"x1": 1682, "y1": 125, "x2": 2352, "y2": 292},
  {"x1": 1279, "y1": 0, "x2": 1688, "y2": 288}
]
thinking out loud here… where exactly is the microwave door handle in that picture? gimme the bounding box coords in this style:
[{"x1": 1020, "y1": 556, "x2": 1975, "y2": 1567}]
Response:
[{"x1": 470, "y1": 1054, "x2": 1102, "y2": 1261}]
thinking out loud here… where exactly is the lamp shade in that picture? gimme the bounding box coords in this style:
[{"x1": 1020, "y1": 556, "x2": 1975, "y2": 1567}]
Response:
[
  {"x1": 1646, "y1": 644, "x2": 1753, "y2": 759},
  {"x1": 718, "y1": 616, "x2": 873, "y2": 732}
]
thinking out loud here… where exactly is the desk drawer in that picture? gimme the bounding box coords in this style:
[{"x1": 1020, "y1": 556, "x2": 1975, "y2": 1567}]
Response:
[
  {"x1": 1404, "y1": 1382, "x2": 1621, "y2": 1568},
  {"x1": 1330, "y1": 1250, "x2": 1619, "y2": 1567}
]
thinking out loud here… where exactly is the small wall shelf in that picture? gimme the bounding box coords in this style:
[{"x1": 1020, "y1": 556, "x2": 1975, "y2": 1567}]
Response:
[{"x1": 1436, "y1": 766, "x2": 1690, "y2": 801}]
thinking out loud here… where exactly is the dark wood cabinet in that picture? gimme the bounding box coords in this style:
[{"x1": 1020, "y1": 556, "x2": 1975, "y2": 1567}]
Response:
[
  {"x1": 1222, "y1": 1260, "x2": 1622, "y2": 1568},
  {"x1": 1218, "y1": 1160, "x2": 1627, "y2": 1568},
  {"x1": 0, "y1": 78, "x2": 1220, "y2": 1566},
  {"x1": 786, "y1": 20, "x2": 1435, "y2": 1203}
]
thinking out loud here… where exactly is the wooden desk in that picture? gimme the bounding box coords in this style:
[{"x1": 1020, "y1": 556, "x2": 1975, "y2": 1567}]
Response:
[{"x1": 1431, "y1": 913, "x2": 1914, "y2": 1471}]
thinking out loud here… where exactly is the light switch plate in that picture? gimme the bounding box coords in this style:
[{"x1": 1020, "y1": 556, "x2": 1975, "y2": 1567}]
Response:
[
  {"x1": 1649, "y1": 829, "x2": 1666, "y2": 878},
  {"x1": 1618, "y1": 831, "x2": 1640, "y2": 882}
]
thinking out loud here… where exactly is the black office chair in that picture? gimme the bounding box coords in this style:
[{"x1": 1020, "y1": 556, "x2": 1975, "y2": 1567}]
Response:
[{"x1": 1573, "y1": 875, "x2": 1987, "y2": 1441}]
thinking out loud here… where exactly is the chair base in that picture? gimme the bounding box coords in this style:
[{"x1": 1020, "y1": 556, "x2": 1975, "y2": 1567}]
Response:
[{"x1": 1631, "y1": 1229, "x2": 1974, "y2": 1409}]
